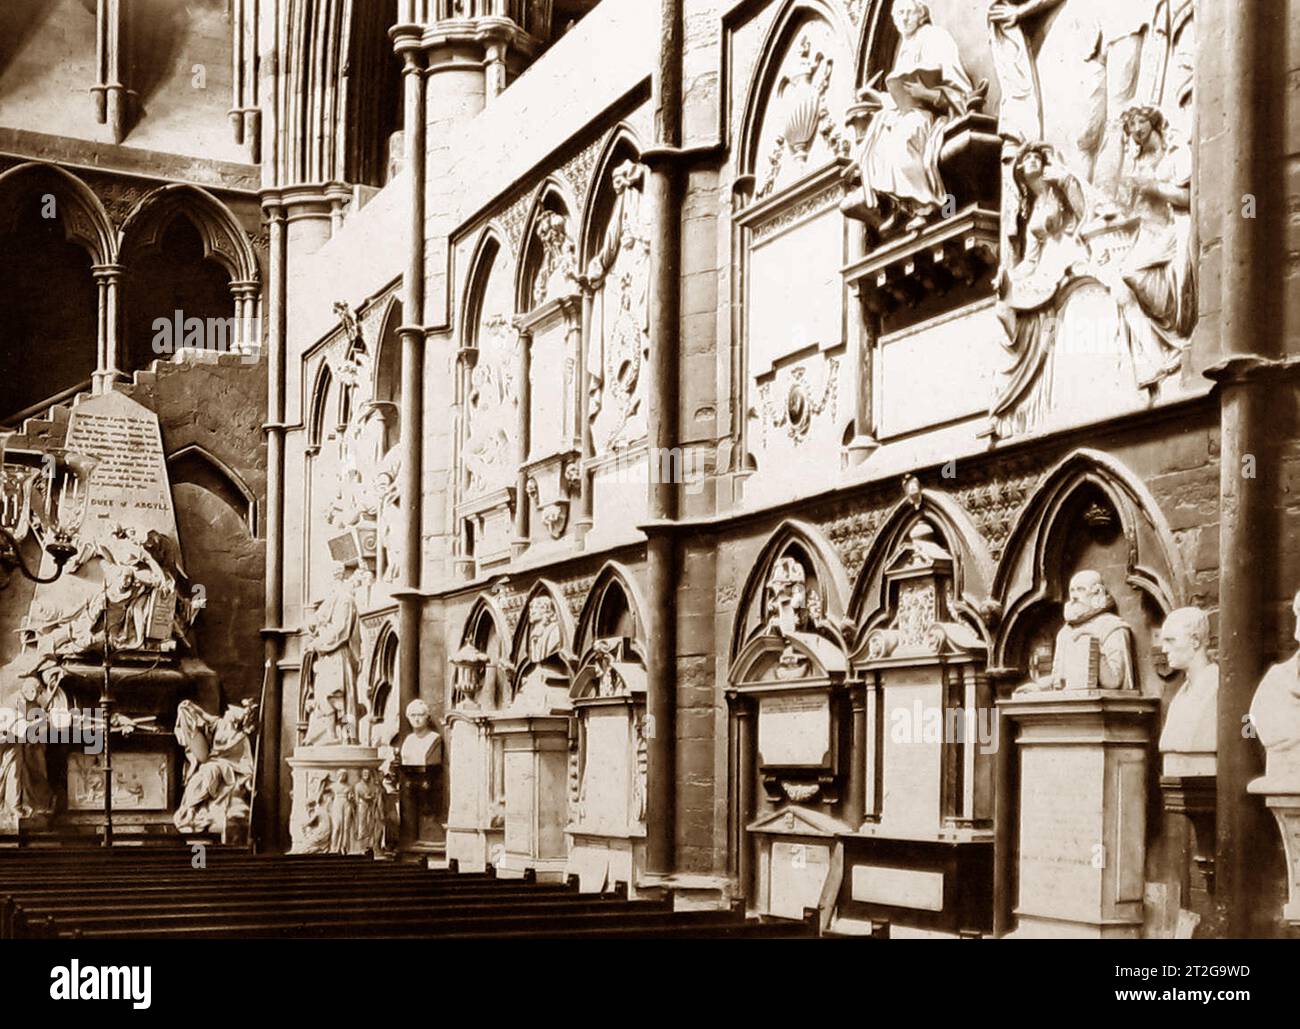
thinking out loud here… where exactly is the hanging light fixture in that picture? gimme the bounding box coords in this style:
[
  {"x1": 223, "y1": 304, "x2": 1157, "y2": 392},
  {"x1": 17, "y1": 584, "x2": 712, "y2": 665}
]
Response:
[{"x1": 0, "y1": 432, "x2": 99, "y2": 584}]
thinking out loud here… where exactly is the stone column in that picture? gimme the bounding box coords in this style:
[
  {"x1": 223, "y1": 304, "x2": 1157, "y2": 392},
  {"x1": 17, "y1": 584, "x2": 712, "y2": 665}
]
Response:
[
  {"x1": 641, "y1": 0, "x2": 684, "y2": 880},
  {"x1": 1208, "y1": 0, "x2": 1283, "y2": 939},
  {"x1": 258, "y1": 197, "x2": 287, "y2": 850},
  {"x1": 91, "y1": 264, "x2": 122, "y2": 393},
  {"x1": 391, "y1": 30, "x2": 428, "y2": 853}
]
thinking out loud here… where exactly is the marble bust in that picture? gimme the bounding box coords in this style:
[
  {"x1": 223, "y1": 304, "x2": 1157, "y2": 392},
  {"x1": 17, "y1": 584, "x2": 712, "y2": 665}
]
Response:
[
  {"x1": 1019, "y1": 570, "x2": 1137, "y2": 692},
  {"x1": 1249, "y1": 590, "x2": 1300, "y2": 788},
  {"x1": 1157, "y1": 607, "x2": 1218, "y2": 777},
  {"x1": 400, "y1": 699, "x2": 442, "y2": 767}
]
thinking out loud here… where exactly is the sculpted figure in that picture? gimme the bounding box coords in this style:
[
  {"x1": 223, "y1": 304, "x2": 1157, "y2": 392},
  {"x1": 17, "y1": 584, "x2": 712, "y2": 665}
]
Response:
[
  {"x1": 173, "y1": 699, "x2": 258, "y2": 837},
  {"x1": 987, "y1": 0, "x2": 1159, "y2": 199},
  {"x1": 291, "y1": 772, "x2": 335, "y2": 854},
  {"x1": 1104, "y1": 106, "x2": 1195, "y2": 389},
  {"x1": 328, "y1": 771, "x2": 356, "y2": 854},
  {"x1": 1249, "y1": 591, "x2": 1300, "y2": 786},
  {"x1": 302, "y1": 565, "x2": 361, "y2": 746},
  {"x1": 0, "y1": 651, "x2": 68, "y2": 825},
  {"x1": 848, "y1": 0, "x2": 985, "y2": 234},
  {"x1": 1157, "y1": 607, "x2": 1218, "y2": 777},
  {"x1": 353, "y1": 768, "x2": 384, "y2": 853},
  {"x1": 586, "y1": 161, "x2": 651, "y2": 450},
  {"x1": 1021, "y1": 570, "x2": 1136, "y2": 692},
  {"x1": 989, "y1": 143, "x2": 1088, "y2": 436},
  {"x1": 766, "y1": 557, "x2": 809, "y2": 636},
  {"x1": 400, "y1": 699, "x2": 442, "y2": 767}
]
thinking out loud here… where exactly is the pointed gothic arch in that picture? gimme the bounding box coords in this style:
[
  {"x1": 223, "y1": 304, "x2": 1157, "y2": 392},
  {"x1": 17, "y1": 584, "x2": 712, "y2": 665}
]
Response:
[
  {"x1": 574, "y1": 562, "x2": 649, "y2": 658},
  {"x1": 508, "y1": 578, "x2": 577, "y2": 701},
  {"x1": 451, "y1": 591, "x2": 513, "y2": 711},
  {"x1": 847, "y1": 484, "x2": 997, "y2": 648},
  {"x1": 167, "y1": 443, "x2": 259, "y2": 536},
  {"x1": 578, "y1": 124, "x2": 646, "y2": 267},
  {"x1": 119, "y1": 184, "x2": 259, "y2": 283},
  {"x1": 515, "y1": 178, "x2": 579, "y2": 314},
  {"x1": 735, "y1": 0, "x2": 856, "y2": 182},
  {"x1": 0, "y1": 162, "x2": 116, "y2": 266},
  {"x1": 730, "y1": 519, "x2": 852, "y2": 667},
  {"x1": 991, "y1": 449, "x2": 1189, "y2": 670}
]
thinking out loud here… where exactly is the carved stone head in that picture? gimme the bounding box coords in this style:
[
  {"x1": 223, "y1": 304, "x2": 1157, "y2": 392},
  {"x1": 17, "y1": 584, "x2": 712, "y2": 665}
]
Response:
[
  {"x1": 892, "y1": 0, "x2": 930, "y2": 37},
  {"x1": 406, "y1": 698, "x2": 431, "y2": 733},
  {"x1": 1064, "y1": 570, "x2": 1115, "y2": 625},
  {"x1": 1160, "y1": 607, "x2": 1211, "y2": 673}
]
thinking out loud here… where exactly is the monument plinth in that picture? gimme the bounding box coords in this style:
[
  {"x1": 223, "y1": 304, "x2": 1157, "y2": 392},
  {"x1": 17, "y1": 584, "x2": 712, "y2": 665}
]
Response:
[
  {"x1": 566, "y1": 642, "x2": 648, "y2": 893},
  {"x1": 5, "y1": 390, "x2": 218, "y2": 837},
  {"x1": 287, "y1": 744, "x2": 385, "y2": 855},
  {"x1": 490, "y1": 713, "x2": 571, "y2": 881},
  {"x1": 1000, "y1": 690, "x2": 1157, "y2": 939},
  {"x1": 444, "y1": 711, "x2": 503, "y2": 872}
]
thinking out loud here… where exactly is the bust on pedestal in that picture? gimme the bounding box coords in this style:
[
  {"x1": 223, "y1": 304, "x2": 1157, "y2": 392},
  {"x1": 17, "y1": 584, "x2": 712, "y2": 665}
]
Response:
[
  {"x1": 398, "y1": 699, "x2": 444, "y2": 856},
  {"x1": 1247, "y1": 590, "x2": 1300, "y2": 926},
  {"x1": 1000, "y1": 570, "x2": 1157, "y2": 938},
  {"x1": 1156, "y1": 607, "x2": 1218, "y2": 928},
  {"x1": 1158, "y1": 607, "x2": 1218, "y2": 777}
]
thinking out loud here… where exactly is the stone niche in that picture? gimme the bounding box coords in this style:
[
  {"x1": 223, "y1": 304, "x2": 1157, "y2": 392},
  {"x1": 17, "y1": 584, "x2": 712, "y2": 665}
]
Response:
[
  {"x1": 566, "y1": 637, "x2": 647, "y2": 894},
  {"x1": 840, "y1": 519, "x2": 995, "y2": 937},
  {"x1": 732, "y1": 12, "x2": 855, "y2": 507},
  {"x1": 515, "y1": 199, "x2": 583, "y2": 553},
  {"x1": 486, "y1": 583, "x2": 575, "y2": 880},
  {"x1": 728, "y1": 539, "x2": 854, "y2": 917},
  {"x1": 444, "y1": 596, "x2": 511, "y2": 871}
]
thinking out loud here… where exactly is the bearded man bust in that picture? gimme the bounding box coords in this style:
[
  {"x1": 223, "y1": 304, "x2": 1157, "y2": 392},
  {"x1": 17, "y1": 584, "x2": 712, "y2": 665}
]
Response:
[{"x1": 1020, "y1": 570, "x2": 1138, "y2": 693}]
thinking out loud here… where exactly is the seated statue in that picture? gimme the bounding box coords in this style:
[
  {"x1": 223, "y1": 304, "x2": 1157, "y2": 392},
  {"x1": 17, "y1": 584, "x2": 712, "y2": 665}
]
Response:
[
  {"x1": 1250, "y1": 590, "x2": 1300, "y2": 787},
  {"x1": 1158, "y1": 607, "x2": 1218, "y2": 777},
  {"x1": 844, "y1": 0, "x2": 986, "y2": 234},
  {"x1": 1019, "y1": 570, "x2": 1137, "y2": 692},
  {"x1": 173, "y1": 699, "x2": 258, "y2": 839}
]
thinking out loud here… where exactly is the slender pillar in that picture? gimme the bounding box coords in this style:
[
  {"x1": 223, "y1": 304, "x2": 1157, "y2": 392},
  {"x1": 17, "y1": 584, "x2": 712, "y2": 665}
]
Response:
[
  {"x1": 847, "y1": 683, "x2": 867, "y2": 826},
  {"x1": 1211, "y1": 0, "x2": 1281, "y2": 939},
  {"x1": 513, "y1": 326, "x2": 532, "y2": 554},
  {"x1": 642, "y1": 0, "x2": 684, "y2": 879},
  {"x1": 94, "y1": 0, "x2": 129, "y2": 143},
  {"x1": 91, "y1": 264, "x2": 122, "y2": 393},
  {"x1": 393, "y1": 33, "x2": 428, "y2": 849},
  {"x1": 735, "y1": 698, "x2": 755, "y2": 899},
  {"x1": 258, "y1": 198, "x2": 287, "y2": 851}
]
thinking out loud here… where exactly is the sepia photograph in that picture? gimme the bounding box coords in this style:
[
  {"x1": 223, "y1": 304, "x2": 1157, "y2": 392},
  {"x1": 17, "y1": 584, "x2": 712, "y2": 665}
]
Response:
[{"x1": 0, "y1": 0, "x2": 1292, "y2": 1006}]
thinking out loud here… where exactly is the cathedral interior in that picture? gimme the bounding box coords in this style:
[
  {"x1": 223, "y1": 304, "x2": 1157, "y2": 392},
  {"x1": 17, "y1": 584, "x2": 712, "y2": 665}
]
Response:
[{"x1": 0, "y1": 0, "x2": 1298, "y2": 943}]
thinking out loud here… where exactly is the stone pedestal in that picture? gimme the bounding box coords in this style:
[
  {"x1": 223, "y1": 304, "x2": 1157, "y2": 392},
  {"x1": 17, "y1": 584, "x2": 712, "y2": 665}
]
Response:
[
  {"x1": 1160, "y1": 775, "x2": 1216, "y2": 925},
  {"x1": 444, "y1": 712, "x2": 503, "y2": 872},
  {"x1": 399, "y1": 763, "x2": 444, "y2": 856},
  {"x1": 999, "y1": 691, "x2": 1157, "y2": 939},
  {"x1": 1246, "y1": 780, "x2": 1300, "y2": 926},
  {"x1": 492, "y1": 715, "x2": 570, "y2": 881},
  {"x1": 287, "y1": 745, "x2": 383, "y2": 855}
]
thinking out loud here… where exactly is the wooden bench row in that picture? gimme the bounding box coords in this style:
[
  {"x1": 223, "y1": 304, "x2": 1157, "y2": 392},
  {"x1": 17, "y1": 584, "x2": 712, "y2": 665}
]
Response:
[{"x1": 0, "y1": 849, "x2": 818, "y2": 940}]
